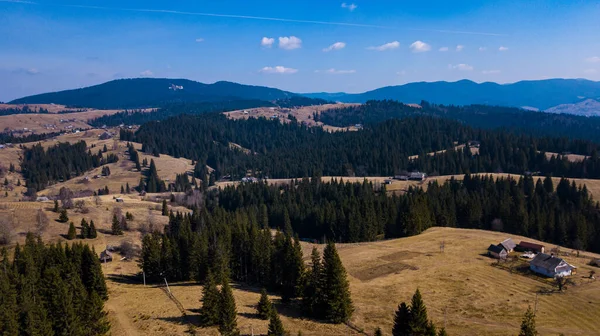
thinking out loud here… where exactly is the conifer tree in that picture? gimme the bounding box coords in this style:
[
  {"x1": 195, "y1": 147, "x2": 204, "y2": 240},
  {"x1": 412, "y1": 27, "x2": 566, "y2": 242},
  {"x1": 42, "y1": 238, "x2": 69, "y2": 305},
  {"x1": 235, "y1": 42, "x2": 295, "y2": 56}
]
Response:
[
  {"x1": 80, "y1": 218, "x2": 90, "y2": 239},
  {"x1": 126, "y1": 182, "x2": 131, "y2": 194},
  {"x1": 267, "y1": 308, "x2": 286, "y2": 336},
  {"x1": 281, "y1": 235, "x2": 304, "y2": 302},
  {"x1": 67, "y1": 222, "x2": 77, "y2": 240},
  {"x1": 218, "y1": 280, "x2": 239, "y2": 336},
  {"x1": 84, "y1": 291, "x2": 110, "y2": 335},
  {"x1": 374, "y1": 327, "x2": 383, "y2": 336},
  {"x1": 111, "y1": 214, "x2": 123, "y2": 235},
  {"x1": 121, "y1": 185, "x2": 125, "y2": 193},
  {"x1": 199, "y1": 271, "x2": 221, "y2": 326},
  {"x1": 409, "y1": 289, "x2": 430, "y2": 334},
  {"x1": 89, "y1": 220, "x2": 98, "y2": 239},
  {"x1": 162, "y1": 199, "x2": 169, "y2": 216},
  {"x1": 392, "y1": 302, "x2": 411, "y2": 336},
  {"x1": 519, "y1": 306, "x2": 538, "y2": 336},
  {"x1": 302, "y1": 247, "x2": 323, "y2": 317},
  {"x1": 322, "y1": 242, "x2": 353, "y2": 323},
  {"x1": 53, "y1": 199, "x2": 59, "y2": 212},
  {"x1": 438, "y1": 328, "x2": 448, "y2": 336},
  {"x1": 257, "y1": 288, "x2": 273, "y2": 320},
  {"x1": 58, "y1": 208, "x2": 69, "y2": 222},
  {"x1": 0, "y1": 268, "x2": 19, "y2": 336}
]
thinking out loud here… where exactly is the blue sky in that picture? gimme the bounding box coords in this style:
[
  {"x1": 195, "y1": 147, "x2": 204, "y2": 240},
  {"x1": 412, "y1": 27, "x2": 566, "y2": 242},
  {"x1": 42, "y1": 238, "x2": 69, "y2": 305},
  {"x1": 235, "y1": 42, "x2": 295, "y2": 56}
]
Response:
[{"x1": 1, "y1": 0, "x2": 599, "y2": 101}]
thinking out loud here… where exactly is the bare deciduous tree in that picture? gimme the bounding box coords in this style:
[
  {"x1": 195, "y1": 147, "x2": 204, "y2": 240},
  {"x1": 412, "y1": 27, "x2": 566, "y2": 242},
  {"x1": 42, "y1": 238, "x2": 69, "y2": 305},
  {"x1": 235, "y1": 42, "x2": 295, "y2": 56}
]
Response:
[
  {"x1": 35, "y1": 209, "x2": 49, "y2": 235},
  {"x1": 0, "y1": 213, "x2": 16, "y2": 245},
  {"x1": 118, "y1": 239, "x2": 137, "y2": 259},
  {"x1": 94, "y1": 194, "x2": 102, "y2": 206},
  {"x1": 59, "y1": 187, "x2": 74, "y2": 209},
  {"x1": 491, "y1": 218, "x2": 503, "y2": 232},
  {"x1": 74, "y1": 200, "x2": 89, "y2": 214}
]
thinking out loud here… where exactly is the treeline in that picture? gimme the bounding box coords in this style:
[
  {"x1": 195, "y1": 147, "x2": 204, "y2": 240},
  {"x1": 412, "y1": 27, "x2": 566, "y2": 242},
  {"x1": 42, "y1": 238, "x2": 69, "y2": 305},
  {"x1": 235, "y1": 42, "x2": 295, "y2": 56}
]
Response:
[
  {"x1": 129, "y1": 112, "x2": 600, "y2": 180},
  {"x1": 0, "y1": 234, "x2": 109, "y2": 335},
  {"x1": 316, "y1": 99, "x2": 600, "y2": 144},
  {"x1": 21, "y1": 141, "x2": 118, "y2": 190},
  {"x1": 0, "y1": 131, "x2": 61, "y2": 144},
  {"x1": 0, "y1": 105, "x2": 51, "y2": 116},
  {"x1": 209, "y1": 176, "x2": 600, "y2": 253}
]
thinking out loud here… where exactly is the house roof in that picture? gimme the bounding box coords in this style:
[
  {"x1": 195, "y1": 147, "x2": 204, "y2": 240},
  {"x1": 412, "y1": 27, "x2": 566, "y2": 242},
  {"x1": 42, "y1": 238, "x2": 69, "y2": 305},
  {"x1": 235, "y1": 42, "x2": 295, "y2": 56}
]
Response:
[
  {"x1": 487, "y1": 244, "x2": 506, "y2": 254},
  {"x1": 518, "y1": 241, "x2": 544, "y2": 250},
  {"x1": 530, "y1": 253, "x2": 568, "y2": 271},
  {"x1": 500, "y1": 238, "x2": 516, "y2": 251}
]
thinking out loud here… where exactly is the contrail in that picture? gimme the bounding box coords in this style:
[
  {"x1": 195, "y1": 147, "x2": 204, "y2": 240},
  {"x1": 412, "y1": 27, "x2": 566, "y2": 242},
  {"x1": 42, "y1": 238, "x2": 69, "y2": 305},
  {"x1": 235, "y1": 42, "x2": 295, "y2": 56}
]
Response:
[{"x1": 1, "y1": 1, "x2": 507, "y2": 36}]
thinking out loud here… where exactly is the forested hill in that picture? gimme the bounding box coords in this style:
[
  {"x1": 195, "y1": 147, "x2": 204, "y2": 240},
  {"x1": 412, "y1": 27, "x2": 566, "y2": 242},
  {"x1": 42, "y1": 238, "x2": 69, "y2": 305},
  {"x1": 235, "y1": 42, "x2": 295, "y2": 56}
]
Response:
[
  {"x1": 316, "y1": 100, "x2": 600, "y2": 143},
  {"x1": 125, "y1": 112, "x2": 600, "y2": 181},
  {"x1": 305, "y1": 78, "x2": 600, "y2": 110},
  {"x1": 8, "y1": 78, "x2": 300, "y2": 109}
]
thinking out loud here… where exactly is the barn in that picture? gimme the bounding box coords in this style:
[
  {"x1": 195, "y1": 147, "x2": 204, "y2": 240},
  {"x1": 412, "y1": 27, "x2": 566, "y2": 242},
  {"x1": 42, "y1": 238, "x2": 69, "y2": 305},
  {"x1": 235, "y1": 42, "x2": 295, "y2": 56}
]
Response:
[
  {"x1": 517, "y1": 241, "x2": 545, "y2": 254},
  {"x1": 100, "y1": 250, "x2": 113, "y2": 263},
  {"x1": 487, "y1": 244, "x2": 508, "y2": 259},
  {"x1": 499, "y1": 238, "x2": 516, "y2": 253},
  {"x1": 530, "y1": 253, "x2": 574, "y2": 277}
]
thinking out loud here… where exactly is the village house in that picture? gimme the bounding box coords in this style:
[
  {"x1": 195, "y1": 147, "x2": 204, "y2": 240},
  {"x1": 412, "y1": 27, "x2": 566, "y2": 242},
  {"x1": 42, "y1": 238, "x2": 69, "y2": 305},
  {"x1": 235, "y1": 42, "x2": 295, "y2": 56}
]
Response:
[
  {"x1": 517, "y1": 241, "x2": 545, "y2": 254},
  {"x1": 530, "y1": 253, "x2": 575, "y2": 277},
  {"x1": 100, "y1": 249, "x2": 113, "y2": 263},
  {"x1": 409, "y1": 172, "x2": 427, "y2": 181},
  {"x1": 487, "y1": 244, "x2": 508, "y2": 259},
  {"x1": 499, "y1": 238, "x2": 517, "y2": 253}
]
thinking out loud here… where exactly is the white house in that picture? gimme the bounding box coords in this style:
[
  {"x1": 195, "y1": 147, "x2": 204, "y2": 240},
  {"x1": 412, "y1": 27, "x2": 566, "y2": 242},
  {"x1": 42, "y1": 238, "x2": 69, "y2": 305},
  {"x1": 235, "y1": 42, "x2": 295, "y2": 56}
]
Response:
[{"x1": 530, "y1": 253, "x2": 574, "y2": 277}]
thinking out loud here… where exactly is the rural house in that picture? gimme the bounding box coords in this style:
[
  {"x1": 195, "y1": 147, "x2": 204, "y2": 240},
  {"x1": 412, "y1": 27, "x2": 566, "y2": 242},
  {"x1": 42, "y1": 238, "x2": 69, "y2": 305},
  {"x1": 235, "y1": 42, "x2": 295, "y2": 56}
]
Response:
[
  {"x1": 487, "y1": 244, "x2": 508, "y2": 259},
  {"x1": 499, "y1": 238, "x2": 517, "y2": 253},
  {"x1": 517, "y1": 241, "x2": 545, "y2": 254},
  {"x1": 530, "y1": 253, "x2": 574, "y2": 277},
  {"x1": 100, "y1": 249, "x2": 113, "y2": 263}
]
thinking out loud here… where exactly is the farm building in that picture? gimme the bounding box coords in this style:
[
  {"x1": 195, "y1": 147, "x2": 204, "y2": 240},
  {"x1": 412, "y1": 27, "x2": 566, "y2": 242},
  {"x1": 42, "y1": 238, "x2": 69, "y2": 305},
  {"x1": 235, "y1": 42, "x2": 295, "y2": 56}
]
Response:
[
  {"x1": 115, "y1": 197, "x2": 124, "y2": 203},
  {"x1": 99, "y1": 132, "x2": 112, "y2": 140},
  {"x1": 36, "y1": 196, "x2": 50, "y2": 202},
  {"x1": 409, "y1": 172, "x2": 427, "y2": 181},
  {"x1": 517, "y1": 241, "x2": 545, "y2": 254},
  {"x1": 530, "y1": 253, "x2": 574, "y2": 277},
  {"x1": 499, "y1": 238, "x2": 517, "y2": 253},
  {"x1": 394, "y1": 174, "x2": 409, "y2": 181},
  {"x1": 592, "y1": 259, "x2": 600, "y2": 267},
  {"x1": 487, "y1": 244, "x2": 508, "y2": 259},
  {"x1": 100, "y1": 250, "x2": 113, "y2": 263}
]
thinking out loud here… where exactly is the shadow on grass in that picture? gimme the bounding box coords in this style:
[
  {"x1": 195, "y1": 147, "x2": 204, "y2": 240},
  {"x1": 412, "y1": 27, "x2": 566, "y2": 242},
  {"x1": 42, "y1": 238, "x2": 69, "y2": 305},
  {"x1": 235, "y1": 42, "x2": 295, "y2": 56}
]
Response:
[{"x1": 106, "y1": 274, "x2": 143, "y2": 285}]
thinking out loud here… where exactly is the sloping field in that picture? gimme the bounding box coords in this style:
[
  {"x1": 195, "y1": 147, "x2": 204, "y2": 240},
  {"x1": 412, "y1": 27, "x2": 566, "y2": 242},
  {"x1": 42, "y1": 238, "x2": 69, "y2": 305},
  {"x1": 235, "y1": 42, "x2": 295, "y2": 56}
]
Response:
[{"x1": 94, "y1": 227, "x2": 600, "y2": 336}]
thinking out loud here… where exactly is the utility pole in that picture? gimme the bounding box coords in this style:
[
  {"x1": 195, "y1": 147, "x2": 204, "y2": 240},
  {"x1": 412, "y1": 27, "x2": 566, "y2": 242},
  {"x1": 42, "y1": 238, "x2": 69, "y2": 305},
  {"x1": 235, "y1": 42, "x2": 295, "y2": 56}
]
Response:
[
  {"x1": 143, "y1": 271, "x2": 146, "y2": 286},
  {"x1": 164, "y1": 277, "x2": 170, "y2": 293}
]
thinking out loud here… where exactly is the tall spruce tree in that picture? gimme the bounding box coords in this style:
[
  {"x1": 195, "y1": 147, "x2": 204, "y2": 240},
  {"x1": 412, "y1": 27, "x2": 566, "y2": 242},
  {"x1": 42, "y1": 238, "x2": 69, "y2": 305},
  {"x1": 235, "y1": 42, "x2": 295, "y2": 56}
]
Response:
[
  {"x1": 199, "y1": 271, "x2": 221, "y2": 326},
  {"x1": 267, "y1": 308, "x2": 287, "y2": 336},
  {"x1": 281, "y1": 235, "x2": 304, "y2": 302},
  {"x1": 302, "y1": 247, "x2": 324, "y2": 317},
  {"x1": 67, "y1": 222, "x2": 77, "y2": 240},
  {"x1": 322, "y1": 242, "x2": 353, "y2": 323},
  {"x1": 162, "y1": 199, "x2": 169, "y2": 216},
  {"x1": 59, "y1": 208, "x2": 69, "y2": 222},
  {"x1": 519, "y1": 306, "x2": 538, "y2": 336},
  {"x1": 111, "y1": 214, "x2": 123, "y2": 235},
  {"x1": 80, "y1": 218, "x2": 90, "y2": 239},
  {"x1": 218, "y1": 280, "x2": 239, "y2": 336},
  {"x1": 374, "y1": 327, "x2": 383, "y2": 336},
  {"x1": 0, "y1": 267, "x2": 19, "y2": 336},
  {"x1": 438, "y1": 328, "x2": 448, "y2": 336},
  {"x1": 89, "y1": 220, "x2": 98, "y2": 239},
  {"x1": 409, "y1": 289, "x2": 430, "y2": 335},
  {"x1": 392, "y1": 302, "x2": 411, "y2": 336},
  {"x1": 257, "y1": 288, "x2": 273, "y2": 320}
]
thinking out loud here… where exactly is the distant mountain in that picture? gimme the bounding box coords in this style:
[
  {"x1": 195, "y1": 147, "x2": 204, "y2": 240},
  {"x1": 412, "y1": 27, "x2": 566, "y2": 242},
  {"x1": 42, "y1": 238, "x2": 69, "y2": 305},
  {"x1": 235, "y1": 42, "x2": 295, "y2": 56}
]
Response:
[
  {"x1": 546, "y1": 99, "x2": 600, "y2": 116},
  {"x1": 304, "y1": 79, "x2": 600, "y2": 111},
  {"x1": 9, "y1": 78, "x2": 297, "y2": 109}
]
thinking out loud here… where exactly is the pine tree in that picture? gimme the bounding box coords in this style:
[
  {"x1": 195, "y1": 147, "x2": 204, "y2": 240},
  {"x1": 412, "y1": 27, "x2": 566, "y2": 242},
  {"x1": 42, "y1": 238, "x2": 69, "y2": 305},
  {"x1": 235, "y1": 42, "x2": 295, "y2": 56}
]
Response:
[
  {"x1": 121, "y1": 185, "x2": 125, "y2": 193},
  {"x1": 162, "y1": 199, "x2": 169, "y2": 216},
  {"x1": 281, "y1": 235, "x2": 304, "y2": 302},
  {"x1": 58, "y1": 208, "x2": 69, "y2": 222},
  {"x1": 409, "y1": 289, "x2": 430, "y2": 334},
  {"x1": 257, "y1": 288, "x2": 273, "y2": 320},
  {"x1": 67, "y1": 222, "x2": 77, "y2": 240},
  {"x1": 218, "y1": 280, "x2": 239, "y2": 336},
  {"x1": 519, "y1": 306, "x2": 538, "y2": 336},
  {"x1": 0, "y1": 269, "x2": 19, "y2": 336},
  {"x1": 80, "y1": 218, "x2": 90, "y2": 239},
  {"x1": 374, "y1": 327, "x2": 383, "y2": 336},
  {"x1": 392, "y1": 302, "x2": 411, "y2": 336},
  {"x1": 84, "y1": 291, "x2": 110, "y2": 335},
  {"x1": 53, "y1": 200, "x2": 59, "y2": 212},
  {"x1": 322, "y1": 242, "x2": 353, "y2": 323},
  {"x1": 126, "y1": 182, "x2": 131, "y2": 194},
  {"x1": 267, "y1": 308, "x2": 286, "y2": 336},
  {"x1": 438, "y1": 328, "x2": 448, "y2": 336},
  {"x1": 302, "y1": 247, "x2": 323, "y2": 317},
  {"x1": 89, "y1": 220, "x2": 98, "y2": 239},
  {"x1": 200, "y1": 271, "x2": 221, "y2": 326},
  {"x1": 111, "y1": 214, "x2": 123, "y2": 235}
]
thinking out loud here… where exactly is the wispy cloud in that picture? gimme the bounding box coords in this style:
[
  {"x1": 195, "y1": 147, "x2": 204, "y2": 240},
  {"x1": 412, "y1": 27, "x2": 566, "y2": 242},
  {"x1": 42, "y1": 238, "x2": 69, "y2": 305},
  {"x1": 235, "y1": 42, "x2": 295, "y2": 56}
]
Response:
[
  {"x1": 8, "y1": 3, "x2": 506, "y2": 36},
  {"x1": 317, "y1": 68, "x2": 356, "y2": 74},
  {"x1": 261, "y1": 37, "x2": 275, "y2": 48},
  {"x1": 410, "y1": 41, "x2": 431, "y2": 53},
  {"x1": 12, "y1": 67, "x2": 40, "y2": 75},
  {"x1": 499, "y1": 46, "x2": 509, "y2": 51},
  {"x1": 259, "y1": 66, "x2": 298, "y2": 74},
  {"x1": 478, "y1": 47, "x2": 486, "y2": 52},
  {"x1": 456, "y1": 45, "x2": 464, "y2": 52},
  {"x1": 439, "y1": 47, "x2": 449, "y2": 52},
  {"x1": 482, "y1": 70, "x2": 500, "y2": 74},
  {"x1": 341, "y1": 3, "x2": 357, "y2": 11},
  {"x1": 586, "y1": 56, "x2": 600, "y2": 63},
  {"x1": 140, "y1": 70, "x2": 153, "y2": 76},
  {"x1": 584, "y1": 69, "x2": 597, "y2": 74},
  {"x1": 195, "y1": 38, "x2": 204, "y2": 43},
  {"x1": 0, "y1": 0, "x2": 37, "y2": 4},
  {"x1": 279, "y1": 36, "x2": 302, "y2": 50},
  {"x1": 449, "y1": 64, "x2": 473, "y2": 71},
  {"x1": 397, "y1": 70, "x2": 407, "y2": 76},
  {"x1": 323, "y1": 42, "x2": 346, "y2": 52},
  {"x1": 368, "y1": 41, "x2": 400, "y2": 51}
]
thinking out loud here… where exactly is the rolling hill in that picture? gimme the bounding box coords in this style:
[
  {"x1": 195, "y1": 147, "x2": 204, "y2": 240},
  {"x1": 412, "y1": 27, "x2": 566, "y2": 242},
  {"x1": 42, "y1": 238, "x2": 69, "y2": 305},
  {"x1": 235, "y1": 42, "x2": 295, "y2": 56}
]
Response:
[
  {"x1": 9, "y1": 78, "x2": 298, "y2": 109},
  {"x1": 304, "y1": 78, "x2": 600, "y2": 111}
]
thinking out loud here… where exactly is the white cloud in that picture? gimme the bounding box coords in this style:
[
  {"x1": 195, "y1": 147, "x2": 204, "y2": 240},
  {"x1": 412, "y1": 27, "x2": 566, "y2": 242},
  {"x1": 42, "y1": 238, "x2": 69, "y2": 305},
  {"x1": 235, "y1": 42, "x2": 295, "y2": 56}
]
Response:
[
  {"x1": 439, "y1": 47, "x2": 449, "y2": 52},
  {"x1": 140, "y1": 70, "x2": 153, "y2": 76},
  {"x1": 449, "y1": 64, "x2": 474, "y2": 71},
  {"x1": 320, "y1": 68, "x2": 356, "y2": 74},
  {"x1": 261, "y1": 37, "x2": 275, "y2": 48},
  {"x1": 278, "y1": 36, "x2": 302, "y2": 50},
  {"x1": 367, "y1": 41, "x2": 400, "y2": 51},
  {"x1": 195, "y1": 38, "x2": 204, "y2": 43},
  {"x1": 26, "y1": 68, "x2": 39, "y2": 75},
  {"x1": 341, "y1": 3, "x2": 357, "y2": 11},
  {"x1": 397, "y1": 70, "x2": 407, "y2": 76},
  {"x1": 499, "y1": 46, "x2": 509, "y2": 51},
  {"x1": 323, "y1": 42, "x2": 346, "y2": 52},
  {"x1": 456, "y1": 45, "x2": 464, "y2": 52},
  {"x1": 482, "y1": 70, "x2": 501, "y2": 74},
  {"x1": 479, "y1": 47, "x2": 486, "y2": 52},
  {"x1": 586, "y1": 56, "x2": 600, "y2": 63},
  {"x1": 259, "y1": 66, "x2": 298, "y2": 74},
  {"x1": 584, "y1": 69, "x2": 597, "y2": 74},
  {"x1": 410, "y1": 41, "x2": 431, "y2": 53}
]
